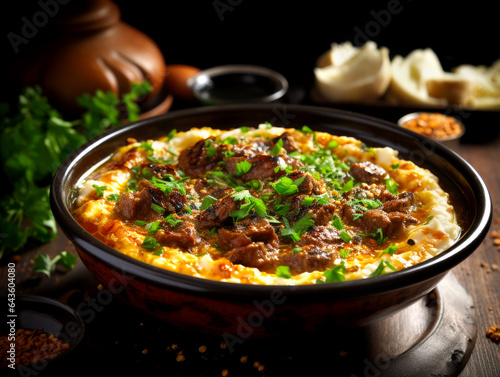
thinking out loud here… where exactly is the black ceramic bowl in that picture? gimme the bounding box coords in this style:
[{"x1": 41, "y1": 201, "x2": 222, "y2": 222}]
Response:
[
  {"x1": 0, "y1": 295, "x2": 85, "y2": 371},
  {"x1": 50, "y1": 104, "x2": 491, "y2": 338}
]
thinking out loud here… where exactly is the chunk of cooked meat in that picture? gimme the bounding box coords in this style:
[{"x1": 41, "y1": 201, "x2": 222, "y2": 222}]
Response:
[
  {"x1": 224, "y1": 242, "x2": 280, "y2": 270},
  {"x1": 350, "y1": 161, "x2": 388, "y2": 184},
  {"x1": 225, "y1": 154, "x2": 304, "y2": 182},
  {"x1": 198, "y1": 193, "x2": 238, "y2": 228},
  {"x1": 297, "y1": 226, "x2": 342, "y2": 248},
  {"x1": 271, "y1": 131, "x2": 299, "y2": 152},
  {"x1": 287, "y1": 171, "x2": 326, "y2": 195},
  {"x1": 383, "y1": 191, "x2": 416, "y2": 213},
  {"x1": 140, "y1": 163, "x2": 181, "y2": 180},
  {"x1": 217, "y1": 216, "x2": 278, "y2": 250},
  {"x1": 154, "y1": 220, "x2": 201, "y2": 249},
  {"x1": 280, "y1": 247, "x2": 335, "y2": 274},
  {"x1": 177, "y1": 137, "x2": 228, "y2": 178},
  {"x1": 115, "y1": 184, "x2": 187, "y2": 222}
]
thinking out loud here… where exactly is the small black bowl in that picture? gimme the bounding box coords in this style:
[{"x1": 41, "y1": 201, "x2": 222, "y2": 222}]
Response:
[
  {"x1": 188, "y1": 64, "x2": 289, "y2": 105},
  {"x1": 50, "y1": 104, "x2": 492, "y2": 337},
  {"x1": 0, "y1": 295, "x2": 85, "y2": 372}
]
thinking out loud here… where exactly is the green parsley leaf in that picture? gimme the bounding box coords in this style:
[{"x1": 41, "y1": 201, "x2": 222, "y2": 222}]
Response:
[
  {"x1": 272, "y1": 175, "x2": 305, "y2": 196},
  {"x1": 385, "y1": 177, "x2": 399, "y2": 195},
  {"x1": 92, "y1": 184, "x2": 107, "y2": 197},
  {"x1": 275, "y1": 265, "x2": 292, "y2": 279},
  {"x1": 141, "y1": 236, "x2": 161, "y2": 250},
  {"x1": 281, "y1": 213, "x2": 315, "y2": 242},
  {"x1": 200, "y1": 195, "x2": 218, "y2": 210},
  {"x1": 167, "y1": 129, "x2": 177, "y2": 140},
  {"x1": 358, "y1": 228, "x2": 387, "y2": 245},
  {"x1": 205, "y1": 139, "x2": 216, "y2": 158},
  {"x1": 144, "y1": 220, "x2": 162, "y2": 235},
  {"x1": 235, "y1": 160, "x2": 252, "y2": 176},
  {"x1": 339, "y1": 249, "x2": 350, "y2": 258},
  {"x1": 220, "y1": 137, "x2": 238, "y2": 145},
  {"x1": 332, "y1": 215, "x2": 344, "y2": 230},
  {"x1": 382, "y1": 244, "x2": 398, "y2": 255},
  {"x1": 301, "y1": 125, "x2": 314, "y2": 134},
  {"x1": 340, "y1": 230, "x2": 352, "y2": 243},
  {"x1": 270, "y1": 138, "x2": 283, "y2": 156},
  {"x1": 369, "y1": 259, "x2": 397, "y2": 277},
  {"x1": 151, "y1": 203, "x2": 165, "y2": 214},
  {"x1": 106, "y1": 193, "x2": 120, "y2": 202},
  {"x1": 33, "y1": 251, "x2": 77, "y2": 277},
  {"x1": 229, "y1": 191, "x2": 267, "y2": 223},
  {"x1": 320, "y1": 262, "x2": 346, "y2": 283},
  {"x1": 164, "y1": 214, "x2": 184, "y2": 227}
]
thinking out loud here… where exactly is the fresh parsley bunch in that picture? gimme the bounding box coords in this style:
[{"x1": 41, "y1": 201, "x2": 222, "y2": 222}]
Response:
[{"x1": 0, "y1": 82, "x2": 152, "y2": 259}]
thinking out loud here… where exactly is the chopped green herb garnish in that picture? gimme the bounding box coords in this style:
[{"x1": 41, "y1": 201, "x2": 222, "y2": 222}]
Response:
[
  {"x1": 275, "y1": 265, "x2": 291, "y2": 279},
  {"x1": 369, "y1": 259, "x2": 397, "y2": 277},
  {"x1": 332, "y1": 215, "x2": 343, "y2": 230},
  {"x1": 385, "y1": 177, "x2": 399, "y2": 195},
  {"x1": 33, "y1": 251, "x2": 77, "y2": 277},
  {"x1": 281, "y1": 213, "x2": 315, "y2": 242},
  {"x1": 151, "y1": 203, "x2": 165, "y2": 214},
  {"x1": 106, "y1": 193, "x2": 120, "y2": 202},
  {"x1": 301, "y1": 125, "x2": 314, "y2": 134},
  {"x1": 340, "y1": 230, "x2": 352, "y2": 243},
  {"x1": 339, "y1": 249, "x2": 350, "y2": 258},
  {"x1": 382, "y1": 244, "x2": 398, "y2": 255},
  {"x1": 317, "y1": 262, "x2": 346, "y2": 283},
  {"x1": 359, "y1": 228, "x2": 387, "y2": 245},
  {"x1": 270, "y1": 138, "x2": 283, "y2": 156},
  {"x1": 235, "y1": 160, "x2": 252, "y2": 176},
  {"x1": 164, "y1": 214, "x2": 183, "y2": 227},
  {"x1": 200, "y1": 195, "x2": 218, "y2": 210},
  {"x1": 141, "y1": 236, "x2": 161, "y2": 251},
  {"x1": 92, "y1": 184, "x2": 107, "y2": 197}
]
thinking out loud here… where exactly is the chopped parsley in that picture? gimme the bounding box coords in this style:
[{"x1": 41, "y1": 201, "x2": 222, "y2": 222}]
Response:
[
  {"x1": 235, "y1": 160, "x2": 252, "y2": 176},
  {"x1": 270, "y1": 138, "x2": 283, "y2": 156},
  {"x1": 141, "y1": 236, "x2": 161, "y2": 251},
  {"x1": 92, "y1": 184, "x2": 107, "y2": 197},
  {"x1": 280, "y1": 213, "x2": 315, "y2": 242},
  {"x1": 385, "y1": 177, "x2": 399, "y2": 195},
  {"x1": 275, "y1": 265, "x2": 292, "y2": 279},
  {"x1": 316, "y1": 262, "x2": 346, "y2": 283},
  {"x1": 369, "y1": 259, "x2": 397, "y2": 277}
]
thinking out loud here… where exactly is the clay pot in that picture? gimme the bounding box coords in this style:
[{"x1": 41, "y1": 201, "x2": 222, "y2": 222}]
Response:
[{"x1": 14, "y1": 0, "x2": 169, "y2": 118}]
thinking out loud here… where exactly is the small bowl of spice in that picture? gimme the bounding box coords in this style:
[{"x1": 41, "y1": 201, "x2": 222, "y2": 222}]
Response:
[
  {"x1": 0, "y1": 295, "x2": 85, "y2": 373},
  {"x1": 398, "y1": 112, "x2": 465, "y2": 150}
]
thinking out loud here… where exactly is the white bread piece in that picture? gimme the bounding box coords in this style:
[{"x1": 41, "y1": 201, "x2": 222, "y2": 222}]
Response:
[
  {"x1": 386, "y1": 48, "x2": 448, "y2": 106},
  {"x1": 453, "y1": 59, "x2": 500, "y2": 109},
  {"x1": 313, "y1": 41, "x2": 392, "y2": 102},
  {"x1": 425, "y1": 73, "x2": 475, "y2": 106}
]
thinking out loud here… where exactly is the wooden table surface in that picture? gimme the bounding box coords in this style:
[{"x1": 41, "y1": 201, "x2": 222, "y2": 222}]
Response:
[{"x1": 1, "y1": 97, "x2": 499, "y2": 376}]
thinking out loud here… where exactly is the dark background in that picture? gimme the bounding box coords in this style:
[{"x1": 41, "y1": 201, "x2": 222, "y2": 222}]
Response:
[{"x1": 0, "y1": 0, "x2": 497, "y2": 105}]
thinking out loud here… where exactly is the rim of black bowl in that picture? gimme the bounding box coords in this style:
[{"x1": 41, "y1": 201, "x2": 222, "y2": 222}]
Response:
[
  {"x1": 187, "y1": 64, "x2": 289, "y2": 105},
  {"x1": 50, "y1": 104, "x2": 492, "y2": 300},
  {"x1": 0, "y1": 294, "x2": 85, "y2": 361}
]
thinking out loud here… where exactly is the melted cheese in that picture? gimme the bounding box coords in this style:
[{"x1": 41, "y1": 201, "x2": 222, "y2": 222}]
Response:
[{"x1": 72, "y1": 125, "x2": 461, "y2": 285}]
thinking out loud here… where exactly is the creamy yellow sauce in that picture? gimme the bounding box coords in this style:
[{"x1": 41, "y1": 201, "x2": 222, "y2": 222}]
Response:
[{"x1": 72, "y1": 124, "x2": 461, "y2": 285}]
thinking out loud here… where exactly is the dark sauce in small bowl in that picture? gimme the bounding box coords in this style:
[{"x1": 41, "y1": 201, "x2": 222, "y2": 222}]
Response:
[{"x1": 189, "y1": 65, "x2": 288, "y2": 105}]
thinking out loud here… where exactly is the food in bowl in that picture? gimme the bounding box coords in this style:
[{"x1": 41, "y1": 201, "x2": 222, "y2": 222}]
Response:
[
  {"x1": 398, "y1": 112, "x2": 464, "y2": 141},
  {"x1": 71, "y1": 123, "x2": 461, "y2": 285}
]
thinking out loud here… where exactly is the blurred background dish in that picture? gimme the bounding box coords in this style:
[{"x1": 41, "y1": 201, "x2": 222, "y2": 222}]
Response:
[{"x1": 188, "y1": 64, "x2": 289, "y2": 105}]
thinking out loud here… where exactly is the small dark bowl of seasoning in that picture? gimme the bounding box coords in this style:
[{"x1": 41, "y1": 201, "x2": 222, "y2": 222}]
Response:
[
  {"x1": 0, "y1": 295, "x2": 85, "y2": 373},
  {"x1": 398, "y1": 112, "x2": 465, "y2": 150}
]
